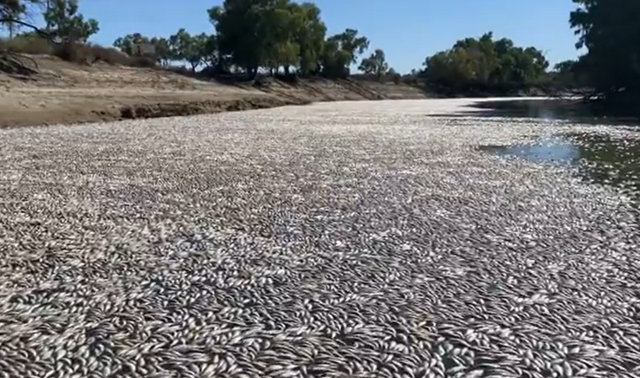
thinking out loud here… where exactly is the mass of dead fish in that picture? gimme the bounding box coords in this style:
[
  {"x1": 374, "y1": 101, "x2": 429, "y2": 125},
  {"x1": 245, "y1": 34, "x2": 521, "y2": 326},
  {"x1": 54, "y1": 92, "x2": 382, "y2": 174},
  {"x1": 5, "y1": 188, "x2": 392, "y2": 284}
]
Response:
[{"x1": 0, "y1": 99, "x2": 639, "y2": 378}]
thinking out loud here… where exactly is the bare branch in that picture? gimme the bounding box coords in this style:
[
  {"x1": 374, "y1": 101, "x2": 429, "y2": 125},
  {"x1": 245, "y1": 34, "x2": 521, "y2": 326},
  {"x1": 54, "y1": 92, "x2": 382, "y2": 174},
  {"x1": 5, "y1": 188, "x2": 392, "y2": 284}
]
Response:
[{"x1": 0, "y1": 17, "x2": 57, "y2": 41}]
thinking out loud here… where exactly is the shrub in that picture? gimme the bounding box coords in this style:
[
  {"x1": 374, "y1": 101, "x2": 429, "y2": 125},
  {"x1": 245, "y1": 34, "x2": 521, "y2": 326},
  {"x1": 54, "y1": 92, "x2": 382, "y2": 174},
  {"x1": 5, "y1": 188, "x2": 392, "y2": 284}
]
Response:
[
  {"x1": 85, "y1": 44, "x2": 133, "y2": 65},
  {"x1": 54, "y1": 43, "x2": 133, "y2": 65},
  {"x1": 0, "y1": 34, "x2": 52, "y2": 54},
  {"x1": 51, "y1": 42, "x2": 87, "y2": 63},
  {"x1": 0, "y1": 34, "x2": 156, "y2": 68},
  {"x1": 401, "y1": 75, "x2": 421, "y2": 86},
  {"x1": 128, "y1": 56, "x2": 156, "y2": 68}
]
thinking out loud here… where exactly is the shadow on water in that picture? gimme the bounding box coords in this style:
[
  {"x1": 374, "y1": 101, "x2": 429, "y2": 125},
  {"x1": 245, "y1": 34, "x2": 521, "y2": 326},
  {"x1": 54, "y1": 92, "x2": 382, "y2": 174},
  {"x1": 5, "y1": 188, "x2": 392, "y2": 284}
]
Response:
[
  {"x1": 468, "y1": 100, "x2": 640, "y2": 204},
  {"x1": 433, "y1": 99, "x2": 639, "y2": 126}
]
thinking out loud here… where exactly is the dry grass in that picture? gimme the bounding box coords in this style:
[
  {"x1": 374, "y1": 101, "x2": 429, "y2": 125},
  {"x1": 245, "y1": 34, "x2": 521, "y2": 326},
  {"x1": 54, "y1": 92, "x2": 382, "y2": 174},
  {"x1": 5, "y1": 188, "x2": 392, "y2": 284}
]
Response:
[
  {"x1": 0, "y1": 38, "x2": 429, "y2": 127},
  {"x1": 0, "y1": 34, "x2": 156, "y2": 67}
]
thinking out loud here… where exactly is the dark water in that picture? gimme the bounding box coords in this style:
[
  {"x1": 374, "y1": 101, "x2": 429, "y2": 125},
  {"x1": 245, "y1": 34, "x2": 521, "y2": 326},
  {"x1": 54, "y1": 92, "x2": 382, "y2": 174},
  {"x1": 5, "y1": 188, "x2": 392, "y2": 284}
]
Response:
[
  {"x1": 472, "y1": 100, "x2": 640, "y2": 201},
  {"x1": 466, "y1": 99, "x2": 639, "y2": 125},
  {"x1": 436, "y1": 99, "x2": 639, "y2": 125}
]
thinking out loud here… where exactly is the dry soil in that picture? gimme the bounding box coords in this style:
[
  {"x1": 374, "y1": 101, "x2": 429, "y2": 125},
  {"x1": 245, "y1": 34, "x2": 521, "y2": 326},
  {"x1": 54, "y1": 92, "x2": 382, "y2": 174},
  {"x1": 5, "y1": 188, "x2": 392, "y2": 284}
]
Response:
[{"x1": 0, "y1": 55, "x2": 428, "y2": 127}]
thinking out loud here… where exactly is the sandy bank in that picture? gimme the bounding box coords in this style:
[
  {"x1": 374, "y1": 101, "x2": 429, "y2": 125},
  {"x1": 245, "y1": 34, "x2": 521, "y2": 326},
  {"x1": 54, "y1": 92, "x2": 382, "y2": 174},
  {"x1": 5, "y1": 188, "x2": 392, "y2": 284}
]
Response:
[{"x1": 0, "y1": 55, "x2": 429, "y2": 127}]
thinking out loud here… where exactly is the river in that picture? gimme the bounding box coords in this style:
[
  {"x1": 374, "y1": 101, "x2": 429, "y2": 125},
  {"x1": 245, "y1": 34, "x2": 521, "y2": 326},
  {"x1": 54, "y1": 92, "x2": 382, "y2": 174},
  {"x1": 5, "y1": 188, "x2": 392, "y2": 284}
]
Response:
[
  {"x1": 1, "y1": 98, "x2": 640, "y2": 376},
  {"x1": 462, "y1": 98, "x2": 640, "y2": 207}
]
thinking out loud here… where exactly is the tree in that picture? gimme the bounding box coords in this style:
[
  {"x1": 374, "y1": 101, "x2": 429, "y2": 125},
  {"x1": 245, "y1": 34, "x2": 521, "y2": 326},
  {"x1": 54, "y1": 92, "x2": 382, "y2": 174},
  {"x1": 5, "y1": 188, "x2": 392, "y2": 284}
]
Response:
[
  {"x1": 208, "y1": 0, "x2": 270, "y2": 77},
  {"x1": 359, "y1": 48, "x2": 389, "y2": 79},
  {"x1": 1, "y1": 0, "x2": 24, "y2": 37},
  {"x1": 550, "y1": 59, "x2": 584, "y2": 91},
  {"x1": 319, "y1": 38, "x2": 349, "y2": 77},
  {"x1": 199, "y1": 33, "x2": 217, "y2": 68},
  {"x1": 258, "y1": 1, "x2": 299, "y2": 75},
  {"x1": 421, "y1": 32, "x2": 550, "y2": 95},
  {"x1": 113, "y1": 33, "x2": 174, "y2": 66},
  {"x1": 168, "y1": 29, "x2": 211, "y2": 72},
  {"x1": 1, "y1": 0, "x2": 46, "y2": 36},
  {"x1": 423, "y1": 48, "x2": 477, "y2": 93},
  {"x1": 43, "y1": 0, "x2": 98, "y2": 43},
  {"x1": 321, "y1": 28, "x2": 369, "y2": 78},
  {"x1": 207, "y1": 0, "x2": 372, "y2": 78},
  {"x1": 209, "y1": 0, "x2": 315, "y2": 77},
  {"x1": 113, "y1": 32, "x2": 145, "y2": 56},
  {"x1": 290, "y1": 2, "x2": 326, "y2": 76},
  {"x1": 151, "y1": 37, "x2": 172, "y2": 66},
  {"x1": 569, "y1": 0, "x2": 640, "y2": 109}
]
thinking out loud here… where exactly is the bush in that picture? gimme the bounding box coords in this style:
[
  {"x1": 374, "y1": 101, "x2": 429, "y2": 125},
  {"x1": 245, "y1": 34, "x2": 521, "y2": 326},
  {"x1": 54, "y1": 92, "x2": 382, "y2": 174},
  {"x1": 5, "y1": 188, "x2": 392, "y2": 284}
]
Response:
[
  {"x1": 0, "y1": 34, "x2": 156, "y2": 68},
  {"x1": 274, "y1": 72, "x2": 298, "y2": 84},
  {"x1": 401, "y1": 74, "x2": 421, "y2": 86},
  {"x1": 128, "y1": 56, "x2": 157, "y2": 68},
  {"x1": 0, "y1": 34, "x2": 52, "y2": 54},
  {"x1": 86, "y1": 44, "x2": 133, "y2": 65},
  {"x1": 51, "y1": 42, "x2": 87, "y2": 63},
  {"x1": 52, "y1": 43, "x2": 137, "y2": 65}
]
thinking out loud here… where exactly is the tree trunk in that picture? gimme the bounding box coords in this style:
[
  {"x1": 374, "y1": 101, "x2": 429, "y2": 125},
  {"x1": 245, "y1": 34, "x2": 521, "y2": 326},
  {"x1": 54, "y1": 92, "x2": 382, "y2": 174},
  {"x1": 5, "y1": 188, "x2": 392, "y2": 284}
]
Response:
[{"x1": 248, "y1": 66, "x2": 258, "y2": 80}]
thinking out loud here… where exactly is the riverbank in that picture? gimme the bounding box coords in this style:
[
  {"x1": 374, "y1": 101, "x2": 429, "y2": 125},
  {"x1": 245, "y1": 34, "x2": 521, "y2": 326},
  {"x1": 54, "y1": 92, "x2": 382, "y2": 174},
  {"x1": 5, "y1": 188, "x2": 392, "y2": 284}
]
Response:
[{"x1": 0, "y1": 55, "x2": 430, "y2": 127}]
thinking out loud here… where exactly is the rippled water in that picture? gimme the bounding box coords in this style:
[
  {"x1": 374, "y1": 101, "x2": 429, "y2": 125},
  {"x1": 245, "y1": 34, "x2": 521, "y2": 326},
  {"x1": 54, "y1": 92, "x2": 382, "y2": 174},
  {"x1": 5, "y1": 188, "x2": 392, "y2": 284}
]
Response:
[{"x1": 475, "y1": 100, "x2": 640, "y2": 201}]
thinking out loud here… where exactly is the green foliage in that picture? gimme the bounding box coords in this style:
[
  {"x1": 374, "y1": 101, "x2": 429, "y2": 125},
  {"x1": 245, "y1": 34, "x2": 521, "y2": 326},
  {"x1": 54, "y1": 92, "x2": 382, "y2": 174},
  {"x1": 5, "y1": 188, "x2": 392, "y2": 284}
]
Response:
[
  {"x1": 18, "y1": 0, "x2": 640, "y2": 111},
  {"x1": 290, "y1": 2, "x2": 325, "y2": 75},
  {"x1": 206, "y1": 0, "x2": 372, "y2": 78},
  {"x1": 168, "y1": 29, "x2": 208, "y2": 71},
  {"x1": 321, "y1": 28, "x2": 368, "y2": 78},
  {"x1": 0, "y1": 0, "x2": 25, "y2": 36},
  {"x1": 113, "y1": 33, "x2": 145, "y2": 56},
  {"x1": 199, "y1": 33, "x2": 217, "y2": 67},
  {"x1": 113, "y1": 33, "x2": 173, "y2": 66},
  {"x1": 0, "y1": 0, "x2": 41, "y2": 22},
  {"x1": 208, "y1": 0, "x2": 329, "y2": 77},
  {"x1": 43, "y1": 0, "x2": 98, "y2": 43},
  {"x1": 422, "y1": 32, "x2": 549, "y2": 95},
  {"x1": 569, "y1": 0, "x2": 640, "y2": 108},
  {"x1": 2, "y1": 0, "x2": 377, "y2": 81},
  {"x1": 1, "y1": 0, "x2": 47, "y2": 39},
  {"x1": 0, "y1": 31, "x2": 50, "y2": 54},
  {"x1": 208, "y1": 0, "x2": 271, "y2": 76},
  {"x1": 549, "y1": 58, "x2": 590, "y2": 91},
  {"x1": 358, "y1": 48, "x2": 389, "y2": 79}
]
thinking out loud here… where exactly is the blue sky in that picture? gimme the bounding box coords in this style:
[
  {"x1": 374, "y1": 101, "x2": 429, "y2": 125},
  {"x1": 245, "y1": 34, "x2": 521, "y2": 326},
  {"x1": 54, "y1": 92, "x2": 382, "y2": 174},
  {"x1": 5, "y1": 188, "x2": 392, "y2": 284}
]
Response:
[{"x1": 69, "y1": 0, "x2": 580, "y2": 73}]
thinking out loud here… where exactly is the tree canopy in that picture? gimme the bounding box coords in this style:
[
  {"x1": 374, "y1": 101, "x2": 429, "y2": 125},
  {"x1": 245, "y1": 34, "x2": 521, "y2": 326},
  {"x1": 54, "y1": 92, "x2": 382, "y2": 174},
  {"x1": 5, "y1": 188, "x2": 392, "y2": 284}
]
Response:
[
  {"x1": 421, "y1": 32, "x2": 549, "y2": 96},
  {"x1": 43, "y1": 0, "x2": 98, "y2": 42},
  {"x1": 568, "y1": 0, "x2": 640, "y2": 110},
  {"x1": 3, "y1": 0, "x2": 640, "y2": 116},
  {"x1": 359, "y1": 48, "x2": 389, "y2": 79}
]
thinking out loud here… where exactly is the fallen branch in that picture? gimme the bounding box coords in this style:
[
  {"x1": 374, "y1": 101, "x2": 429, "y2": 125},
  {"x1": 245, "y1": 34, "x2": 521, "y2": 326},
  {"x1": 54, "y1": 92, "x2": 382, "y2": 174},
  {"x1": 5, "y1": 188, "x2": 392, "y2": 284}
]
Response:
[
  {"x1": 0, "y1": 17, "x2": 59, "y2": 74},
  {"x1": 0, "y1": 17, "x2": 56, "y2": 41}
]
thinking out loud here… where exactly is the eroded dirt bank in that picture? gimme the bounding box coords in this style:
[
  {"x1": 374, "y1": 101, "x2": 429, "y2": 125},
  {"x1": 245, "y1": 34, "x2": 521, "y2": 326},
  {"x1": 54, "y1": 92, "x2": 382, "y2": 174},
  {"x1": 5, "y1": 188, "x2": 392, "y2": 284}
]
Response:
[{"x1": 0, "y1": 55, "x2": 428, "y2": 127}]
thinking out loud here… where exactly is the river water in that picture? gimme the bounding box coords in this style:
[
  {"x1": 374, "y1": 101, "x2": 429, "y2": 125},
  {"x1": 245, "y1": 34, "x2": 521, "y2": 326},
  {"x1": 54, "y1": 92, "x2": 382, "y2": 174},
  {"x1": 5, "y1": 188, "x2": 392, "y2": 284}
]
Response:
[{"x1": 462, "y1": 99, "x2": 640, "y2": 205}]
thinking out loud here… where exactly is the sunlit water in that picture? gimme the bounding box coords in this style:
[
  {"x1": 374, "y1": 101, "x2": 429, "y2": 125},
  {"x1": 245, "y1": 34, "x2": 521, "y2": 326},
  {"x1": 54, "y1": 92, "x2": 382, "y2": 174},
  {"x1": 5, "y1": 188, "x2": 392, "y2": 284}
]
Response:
[{"x1": 471, "y1": 99, "x2": 640, "y2": 204}]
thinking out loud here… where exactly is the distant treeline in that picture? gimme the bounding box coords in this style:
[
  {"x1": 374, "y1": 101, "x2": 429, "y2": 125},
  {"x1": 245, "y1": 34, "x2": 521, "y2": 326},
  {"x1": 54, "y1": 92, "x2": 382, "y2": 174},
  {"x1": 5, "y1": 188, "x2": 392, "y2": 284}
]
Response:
[{"x1": 0, "y1": 0, "x2": 637, "y2": 114}]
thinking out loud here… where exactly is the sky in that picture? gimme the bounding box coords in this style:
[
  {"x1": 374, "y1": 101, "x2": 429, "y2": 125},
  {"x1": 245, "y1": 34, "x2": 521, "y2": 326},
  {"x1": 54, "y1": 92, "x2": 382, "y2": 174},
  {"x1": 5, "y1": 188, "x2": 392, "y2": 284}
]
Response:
[{"x1": 62, "y1": 0, "x2": 580, "y2": 73}]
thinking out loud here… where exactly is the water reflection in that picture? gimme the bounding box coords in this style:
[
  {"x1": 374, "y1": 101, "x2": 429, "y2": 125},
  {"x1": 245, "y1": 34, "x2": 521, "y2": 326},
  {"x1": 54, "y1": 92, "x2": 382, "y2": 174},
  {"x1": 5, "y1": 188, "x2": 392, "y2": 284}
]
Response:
[
  {"x1": 478, "y1": 136, "x2": 581, "y2": 166},
  {"x1": 437, "y1": 99, "x2": 639, "y2": 125},
  {"x1": 472, "y1": 100, "x2": 640, "y2": 203},
  {"x1": 469, "y1": 99, "x2": 589, "y2": 121}
]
